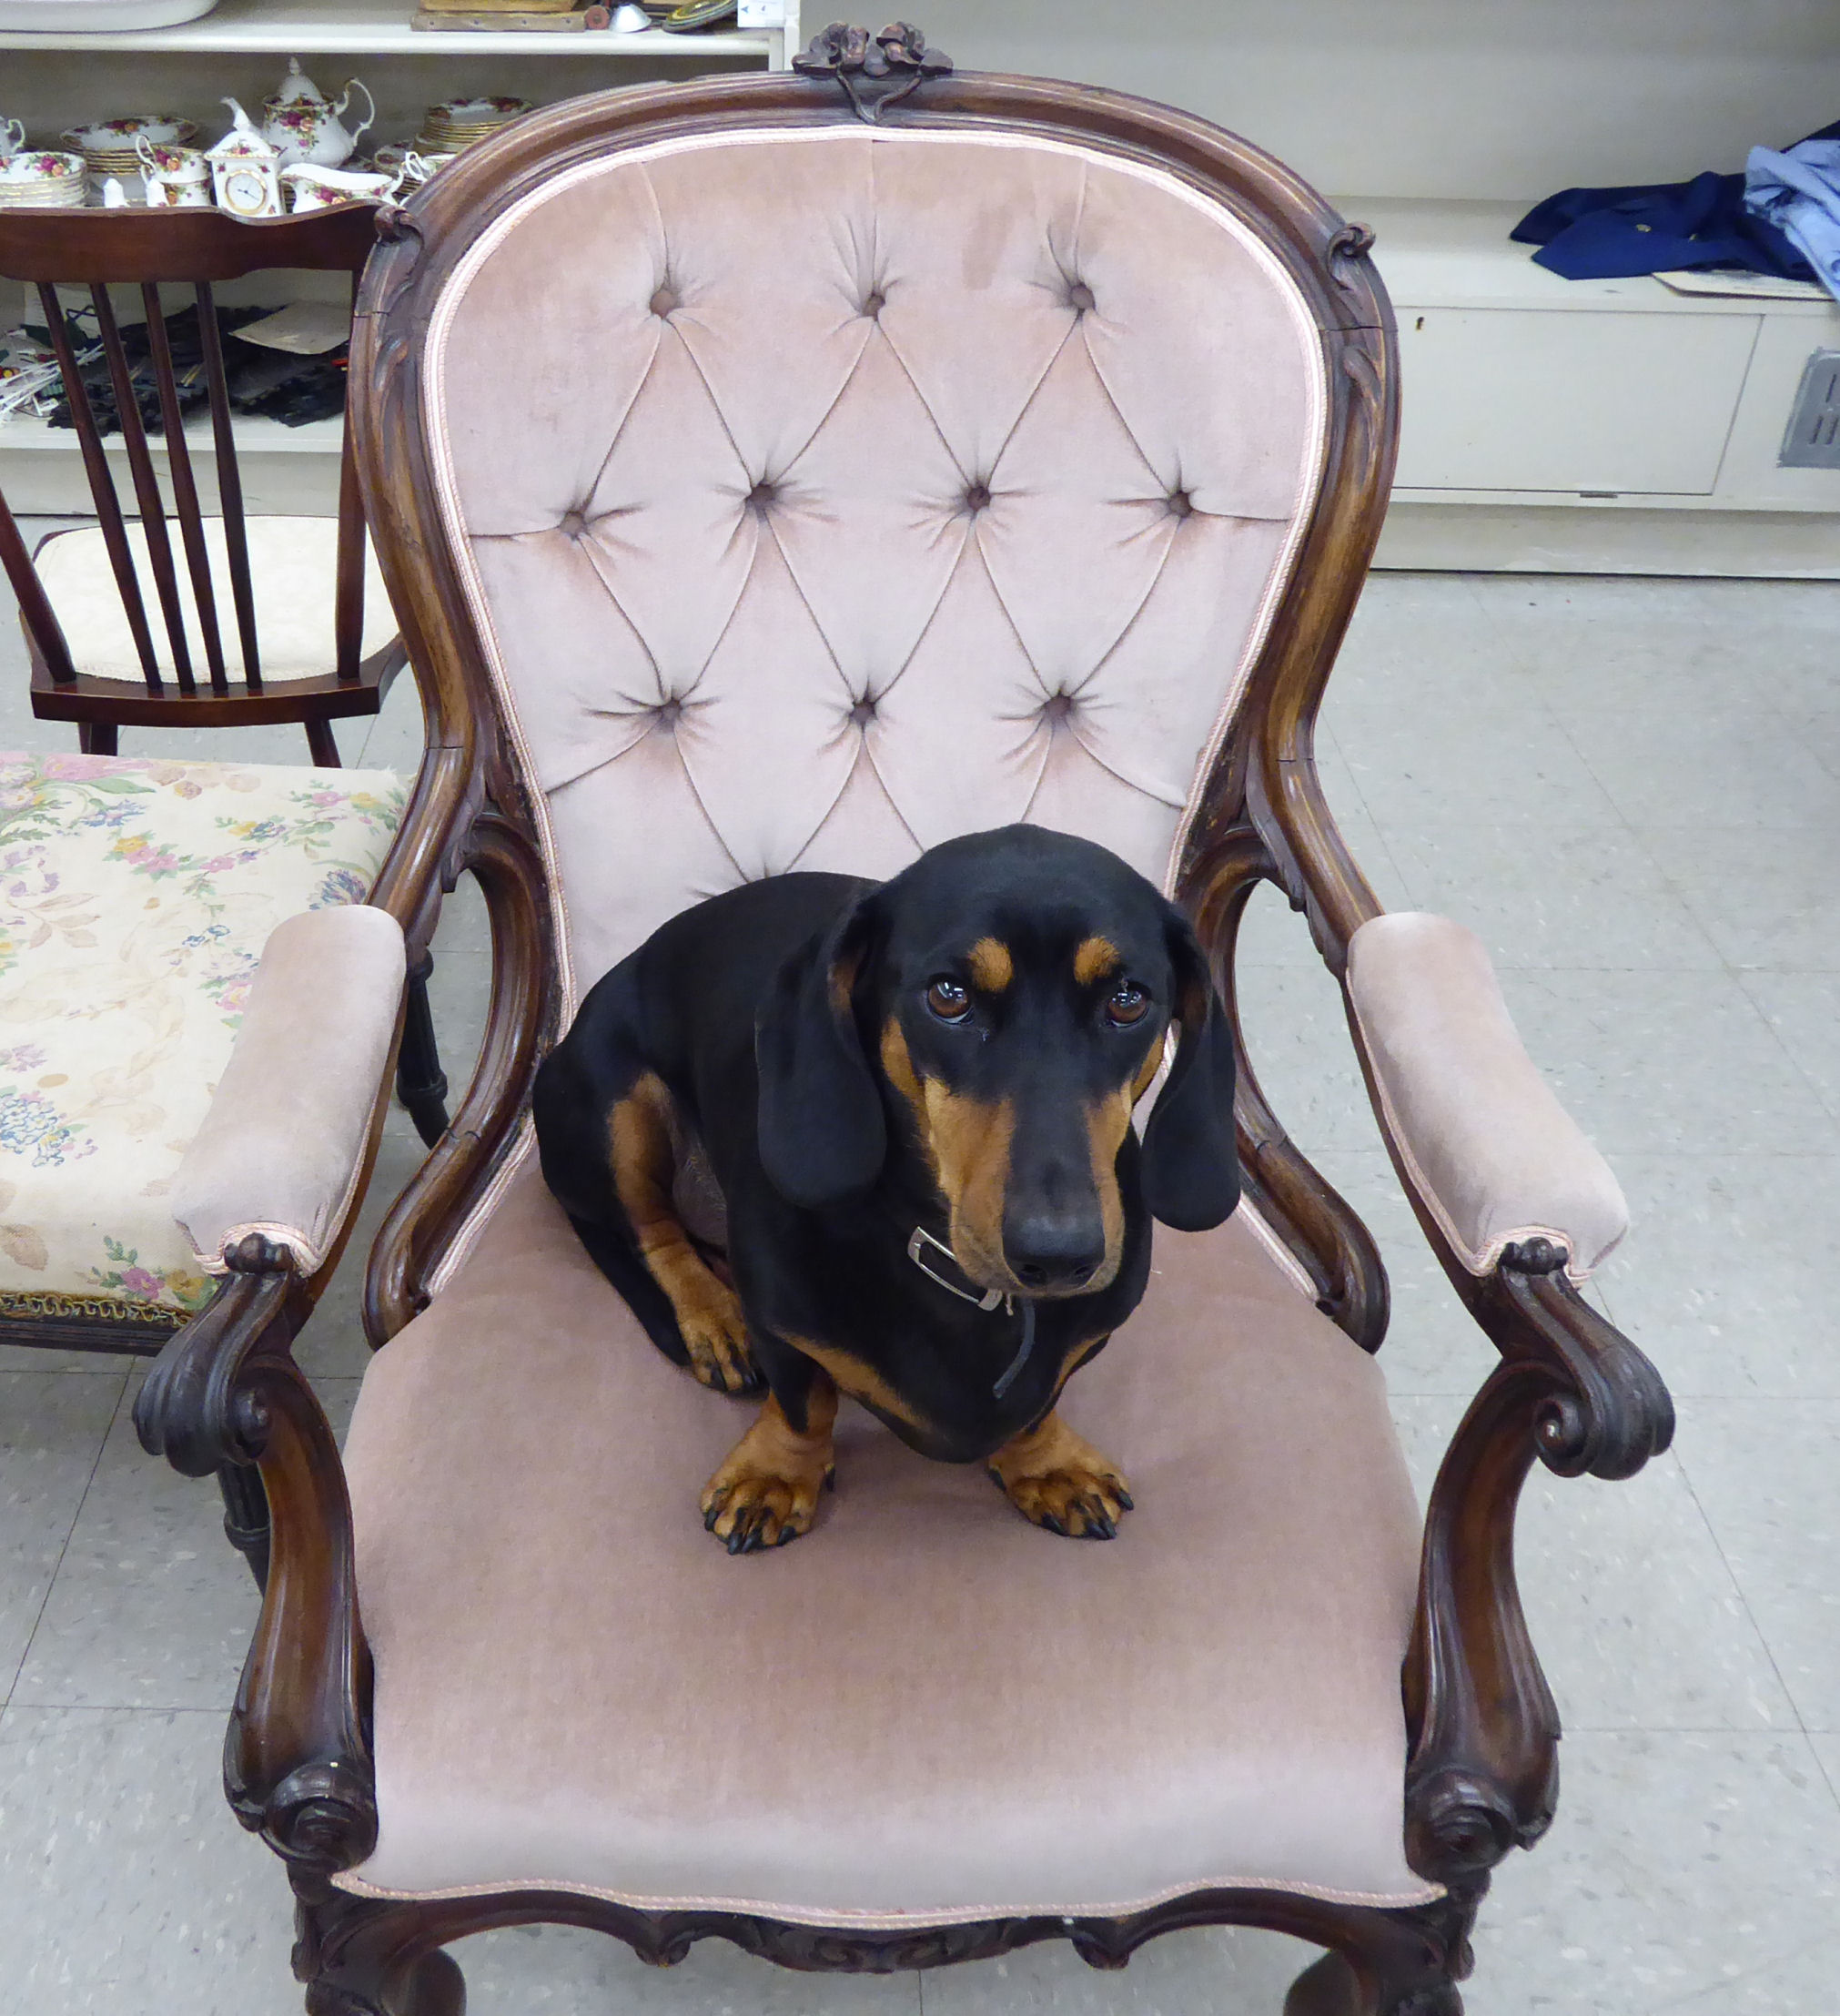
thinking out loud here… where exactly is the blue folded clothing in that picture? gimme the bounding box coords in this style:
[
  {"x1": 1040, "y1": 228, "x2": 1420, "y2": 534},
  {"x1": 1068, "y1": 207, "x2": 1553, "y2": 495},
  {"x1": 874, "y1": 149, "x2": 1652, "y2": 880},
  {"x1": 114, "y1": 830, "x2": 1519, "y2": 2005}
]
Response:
[{"x1": 1511, "y1": 120, "x2": 1839, "y2": 282}]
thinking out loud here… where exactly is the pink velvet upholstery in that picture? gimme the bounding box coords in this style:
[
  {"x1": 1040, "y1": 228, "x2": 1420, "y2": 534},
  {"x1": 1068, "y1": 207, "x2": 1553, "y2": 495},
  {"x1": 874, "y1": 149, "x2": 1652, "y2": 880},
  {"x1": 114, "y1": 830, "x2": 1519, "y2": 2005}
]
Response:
[
  {"x1": 1348, "y1": 913, "x2": 1629, "y2": 1281},
  {"x1": 425, "y1": 126, "x2": 1326, "y2": 999},
  {"x1": 340, "y1": 1166, "x2": 1433, "y2": 1922},
  {"x1": 344, "y1": 118, "x2": 1431, "y2": 1924}
]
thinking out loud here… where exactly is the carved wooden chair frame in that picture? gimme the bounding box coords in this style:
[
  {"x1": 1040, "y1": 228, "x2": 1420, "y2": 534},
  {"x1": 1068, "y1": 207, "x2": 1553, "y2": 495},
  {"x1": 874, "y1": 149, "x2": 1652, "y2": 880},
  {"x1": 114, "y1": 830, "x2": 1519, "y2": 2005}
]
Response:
[{"x1": 133, "y1": 52, "x2": 1673, "y2": 2016}]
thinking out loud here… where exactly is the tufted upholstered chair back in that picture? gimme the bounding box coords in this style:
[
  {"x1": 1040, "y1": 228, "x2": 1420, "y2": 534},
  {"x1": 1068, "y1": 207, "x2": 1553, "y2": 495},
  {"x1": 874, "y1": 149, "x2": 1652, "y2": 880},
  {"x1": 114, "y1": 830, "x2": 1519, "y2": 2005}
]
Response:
[{"x1": 379, "y1": 77, "x2": 1392, "y2": 1011}]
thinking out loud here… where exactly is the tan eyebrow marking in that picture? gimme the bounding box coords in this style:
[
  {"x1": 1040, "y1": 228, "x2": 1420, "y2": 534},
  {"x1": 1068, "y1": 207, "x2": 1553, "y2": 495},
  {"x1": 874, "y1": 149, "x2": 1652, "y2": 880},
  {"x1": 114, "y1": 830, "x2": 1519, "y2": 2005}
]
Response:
[
  {"x1": 1074, "y1": 935, "x2": 1120, "y2": 987},
  {"x1": 966, "y1": 937, "x2": 1014, "y2": 993}
]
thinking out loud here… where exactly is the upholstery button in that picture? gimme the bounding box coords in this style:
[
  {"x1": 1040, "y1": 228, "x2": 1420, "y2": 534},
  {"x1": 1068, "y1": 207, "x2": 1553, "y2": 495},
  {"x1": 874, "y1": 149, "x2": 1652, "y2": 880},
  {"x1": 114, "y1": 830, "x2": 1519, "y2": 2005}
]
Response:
[
  {"x1": 654, "y1": 696, "x2": 682, "y2": 730},
  {"x1": 1066, "y1": 281, "x2": 1096, "y2": 314},
  {"x1": 650, "y1": 283, "x2": 680, "y2": 318},
  {"x1": 1041, "y1": 691, "x2": 1075, "y2": 724},
  {"x1": 862, "y1": 289, "x2": 885, "y2": 318},
  {"x1": 745, "y1": 479, "x2": 778, "y2": 514},
  {"x1": 558, "y1": 508, "x2": 588, "y2": 538},
  {"x1": 847, "y1": 695, "x2": 877, "y2": 729},
  {"x1": 1168, "y1": 488, "x2": 1193, "y2": 519},
  {"x1": 964, "y1": 481, "x2": 991, "y2": 513}
]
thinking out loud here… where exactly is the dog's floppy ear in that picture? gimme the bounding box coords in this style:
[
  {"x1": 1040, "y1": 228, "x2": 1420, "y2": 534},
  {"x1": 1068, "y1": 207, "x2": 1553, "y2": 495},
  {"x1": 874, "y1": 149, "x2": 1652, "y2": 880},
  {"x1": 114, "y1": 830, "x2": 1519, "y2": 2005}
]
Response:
[
  {"x1": 755, "y1": 897, "x2": 886, "y2": 1210},
  {"x1": 1141, "y1": 909, "x2": 1239, "y2": 1231}
]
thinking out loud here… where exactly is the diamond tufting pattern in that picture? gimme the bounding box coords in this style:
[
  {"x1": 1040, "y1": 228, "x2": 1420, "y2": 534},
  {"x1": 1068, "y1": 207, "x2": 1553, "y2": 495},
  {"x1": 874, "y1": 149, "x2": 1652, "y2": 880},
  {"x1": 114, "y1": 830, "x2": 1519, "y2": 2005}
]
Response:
[{"x1": 428, "y1": 126, "x2": 1326, "y2": 998}]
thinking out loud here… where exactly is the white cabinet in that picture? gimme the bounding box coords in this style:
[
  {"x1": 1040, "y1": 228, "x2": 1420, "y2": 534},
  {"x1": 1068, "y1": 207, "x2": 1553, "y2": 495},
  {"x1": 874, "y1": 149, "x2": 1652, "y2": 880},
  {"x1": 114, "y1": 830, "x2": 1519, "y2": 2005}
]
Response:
[
  {"x1": 1393, "y1": 309, "x2": 1759, "y2": 495},
  {"x1": 1358, "y1": 198, "x2": 1840, "y2": 575}
]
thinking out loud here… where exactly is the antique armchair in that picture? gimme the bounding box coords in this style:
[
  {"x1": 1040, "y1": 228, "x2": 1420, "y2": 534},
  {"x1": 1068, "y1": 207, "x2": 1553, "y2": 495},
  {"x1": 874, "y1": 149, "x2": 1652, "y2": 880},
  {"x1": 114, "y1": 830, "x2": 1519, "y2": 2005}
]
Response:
[
  {"x1": 0, "y1": 206, "x2": 449, "y2": 1143},
  {"x1": 134, "y1": 39, "x2": 1673, "y2": 2014}
]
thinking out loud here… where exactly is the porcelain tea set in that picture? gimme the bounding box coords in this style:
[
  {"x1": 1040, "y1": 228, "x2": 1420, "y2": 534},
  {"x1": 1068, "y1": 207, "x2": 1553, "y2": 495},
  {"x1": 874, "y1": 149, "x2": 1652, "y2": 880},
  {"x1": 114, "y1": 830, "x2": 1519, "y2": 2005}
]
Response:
[{"x1": 0, "y1": 61, "x2": 523, "y2": 215}]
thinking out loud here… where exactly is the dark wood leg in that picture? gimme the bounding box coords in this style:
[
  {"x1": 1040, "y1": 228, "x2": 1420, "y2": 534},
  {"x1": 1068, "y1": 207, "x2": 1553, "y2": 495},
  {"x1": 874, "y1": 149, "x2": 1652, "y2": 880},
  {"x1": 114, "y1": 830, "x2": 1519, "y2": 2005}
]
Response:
[
  {"x1": 308, "y1": 717, "x2": 342, "y2": 767},
  {"x1": 216, "y1": 1459, "x2": 270, "y2": 1590},
  {"x1": 304, "y1": 1949, "x2": 464, "y2": 2016},
  {"x1": 1283, "y1": 1885, "x2": 1480, "y2": 2016},
  {"x1": 298, "y1": 1892, "x2": 466, "y2": 2016},
  {"x1": 78, "y1": 720, "x2": 119, "y2": 755},
  {"x1": 397, "y1": 951, "x2": 450, "y2": 1147}
]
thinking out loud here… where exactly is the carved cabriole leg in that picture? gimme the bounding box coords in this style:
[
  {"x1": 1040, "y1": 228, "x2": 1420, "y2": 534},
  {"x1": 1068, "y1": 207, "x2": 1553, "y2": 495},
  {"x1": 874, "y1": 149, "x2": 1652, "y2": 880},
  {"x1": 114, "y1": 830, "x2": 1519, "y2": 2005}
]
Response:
[
  {"x1": 295, "y1": 1888, "x2": 465, "y2": 2016},
  {"x1": 1284, "y1": 1882, "x2": 1482, "y2": 2015}
]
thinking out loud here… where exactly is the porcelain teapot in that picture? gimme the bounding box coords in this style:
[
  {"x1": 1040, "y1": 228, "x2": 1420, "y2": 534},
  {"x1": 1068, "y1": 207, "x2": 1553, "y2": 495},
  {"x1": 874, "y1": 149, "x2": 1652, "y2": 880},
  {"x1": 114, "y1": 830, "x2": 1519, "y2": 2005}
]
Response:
[{"x1": 258, "y1": 58, "x2": 374, "y2": 168}]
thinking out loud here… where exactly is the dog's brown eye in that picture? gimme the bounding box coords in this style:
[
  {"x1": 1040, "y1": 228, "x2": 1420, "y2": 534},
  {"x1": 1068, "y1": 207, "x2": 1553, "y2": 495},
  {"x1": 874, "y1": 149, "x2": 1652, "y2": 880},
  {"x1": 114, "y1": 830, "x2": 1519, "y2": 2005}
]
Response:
[
  {"x1": 1106, "y1": 983, "x2": 1149, "y2": 1027},
  {"x1": 925, "y1": 977, "x2": 972, "y2": 1022}
]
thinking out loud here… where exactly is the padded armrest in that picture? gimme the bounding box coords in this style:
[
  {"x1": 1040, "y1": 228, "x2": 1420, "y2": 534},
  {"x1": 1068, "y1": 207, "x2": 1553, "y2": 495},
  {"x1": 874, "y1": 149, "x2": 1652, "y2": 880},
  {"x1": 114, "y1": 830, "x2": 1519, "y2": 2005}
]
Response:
[
  {"x1": 173, "y1": 906, "x2": 406, "y2": 1278},
  {"x1": 1345, "y1": 912, "x2": 1628, "y2": 1282}
]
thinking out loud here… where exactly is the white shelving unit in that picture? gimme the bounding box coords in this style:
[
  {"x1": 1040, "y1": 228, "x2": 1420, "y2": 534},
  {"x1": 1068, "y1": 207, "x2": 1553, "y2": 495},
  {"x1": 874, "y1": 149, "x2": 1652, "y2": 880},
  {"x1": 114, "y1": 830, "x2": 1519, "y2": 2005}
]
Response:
[
  {"x1": 0, "y1": 0, "x2": 786, "y2": 61},
  {"x1": 0, "y1": 0, "x2": 797, "y2": 512}
]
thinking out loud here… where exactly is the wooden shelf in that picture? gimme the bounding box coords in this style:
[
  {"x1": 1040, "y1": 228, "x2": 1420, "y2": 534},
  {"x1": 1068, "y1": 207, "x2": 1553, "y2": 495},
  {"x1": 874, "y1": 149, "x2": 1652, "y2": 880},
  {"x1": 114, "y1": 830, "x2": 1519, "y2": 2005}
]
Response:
[{"x1": 0, "y1": 0, "x2": 776, "y2": 55}]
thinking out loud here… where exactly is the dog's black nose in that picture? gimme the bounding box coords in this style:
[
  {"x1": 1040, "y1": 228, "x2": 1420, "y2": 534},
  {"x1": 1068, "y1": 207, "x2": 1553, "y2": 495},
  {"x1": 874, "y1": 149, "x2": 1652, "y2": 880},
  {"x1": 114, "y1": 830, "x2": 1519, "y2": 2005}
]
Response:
[{"x1": 1004, "y1": 1210, "x2": 1105, "y2": 1291}]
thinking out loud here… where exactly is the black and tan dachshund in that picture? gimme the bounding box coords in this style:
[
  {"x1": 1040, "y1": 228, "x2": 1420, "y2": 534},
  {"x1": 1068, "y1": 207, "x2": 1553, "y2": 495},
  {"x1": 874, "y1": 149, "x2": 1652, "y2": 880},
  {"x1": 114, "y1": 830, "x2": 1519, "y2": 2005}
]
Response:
[{"x1": 533, "y1": 824, "x2": 1238, "y2": 1552}]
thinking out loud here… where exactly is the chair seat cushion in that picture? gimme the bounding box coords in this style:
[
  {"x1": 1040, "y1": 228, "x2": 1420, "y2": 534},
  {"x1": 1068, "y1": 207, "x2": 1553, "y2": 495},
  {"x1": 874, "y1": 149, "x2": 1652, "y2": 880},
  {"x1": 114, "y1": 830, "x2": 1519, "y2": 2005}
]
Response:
[
  {"x1": 33, "y1": 518, "x2": 397, "y2": 684},
  {"x1": 339, "y1": 1164, "x2": 1437, "y2": 1927},
  {"x1": 0, "y1": 751, "x2": 403, "y2": 1320}
]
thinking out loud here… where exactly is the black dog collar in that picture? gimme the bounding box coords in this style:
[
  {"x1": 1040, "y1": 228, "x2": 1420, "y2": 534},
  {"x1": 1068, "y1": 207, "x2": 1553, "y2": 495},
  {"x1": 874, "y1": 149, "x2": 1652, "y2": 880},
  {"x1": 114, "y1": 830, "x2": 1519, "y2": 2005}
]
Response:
[{"x1": 905, "y1": 1225, "x2": 1036, "y2": 1397}]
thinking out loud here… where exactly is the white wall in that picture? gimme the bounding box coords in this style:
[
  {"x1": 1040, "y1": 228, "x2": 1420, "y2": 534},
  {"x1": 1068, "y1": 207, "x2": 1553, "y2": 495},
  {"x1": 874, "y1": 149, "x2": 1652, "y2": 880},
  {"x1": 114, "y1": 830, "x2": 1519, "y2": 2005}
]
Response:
[{"x1": 916, "y1": 0, "x2": 1840, "y2": 201}]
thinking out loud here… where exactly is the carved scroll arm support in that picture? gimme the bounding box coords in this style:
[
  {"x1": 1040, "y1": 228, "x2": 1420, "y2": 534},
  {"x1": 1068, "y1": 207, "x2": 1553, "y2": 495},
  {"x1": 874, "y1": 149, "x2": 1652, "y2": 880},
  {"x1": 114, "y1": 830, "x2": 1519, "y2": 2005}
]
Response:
[
  {"x1": 1402, "y1": 1242, "x2": 1673, "y2": 1886},
  {"x1": 1180, "y1": 817, "x2": 1390, "y2": 1349},
  {"x1": 365, "y1": 804, "x2": 560, "y2": 1344},
  {"x1": 134, "y1": 1236, "x2": 375, "y2": 1887}
]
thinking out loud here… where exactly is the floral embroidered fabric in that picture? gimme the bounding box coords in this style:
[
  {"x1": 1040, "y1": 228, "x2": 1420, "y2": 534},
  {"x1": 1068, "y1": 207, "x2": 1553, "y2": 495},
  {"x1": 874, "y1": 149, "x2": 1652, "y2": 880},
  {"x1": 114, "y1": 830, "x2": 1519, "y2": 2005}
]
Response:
[{"x1": 0, "y1": 752, "x2": 404, "y2": 1320}]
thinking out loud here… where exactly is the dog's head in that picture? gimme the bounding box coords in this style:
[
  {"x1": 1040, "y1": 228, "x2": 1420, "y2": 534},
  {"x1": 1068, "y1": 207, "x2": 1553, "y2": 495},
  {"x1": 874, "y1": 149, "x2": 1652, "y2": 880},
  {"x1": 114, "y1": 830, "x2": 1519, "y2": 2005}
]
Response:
[{"x1": 755, "y1": 826, "x2": 1238, "y2": 1297}]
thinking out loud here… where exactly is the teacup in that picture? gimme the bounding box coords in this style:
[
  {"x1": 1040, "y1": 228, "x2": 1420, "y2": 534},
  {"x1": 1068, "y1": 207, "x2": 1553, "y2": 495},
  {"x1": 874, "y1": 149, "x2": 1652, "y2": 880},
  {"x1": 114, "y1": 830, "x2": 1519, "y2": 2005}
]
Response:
[
  {"x1": 136, "y1": 138, "x2": 212, "y2": 208},
  {"x1": 0, "y1": 117, "x2": 25, "y2": 157},
  {"x1": 398, "y1": 149, "x2": 458, "y2": 185}
]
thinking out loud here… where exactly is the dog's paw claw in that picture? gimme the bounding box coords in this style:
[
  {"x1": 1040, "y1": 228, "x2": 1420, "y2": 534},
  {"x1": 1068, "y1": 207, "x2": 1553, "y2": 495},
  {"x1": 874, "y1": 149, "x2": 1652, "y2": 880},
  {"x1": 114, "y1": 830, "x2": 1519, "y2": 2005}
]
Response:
[
  {"x1": 700, "y1": 1457, "x2": 824, "y2": 1553},
  {"x1": 680, "y1": 1287, "x2": 761, "y2": 1394},
  {"x1": 990, "y1": 1423, "x2": 1132, "y2": 1540}
]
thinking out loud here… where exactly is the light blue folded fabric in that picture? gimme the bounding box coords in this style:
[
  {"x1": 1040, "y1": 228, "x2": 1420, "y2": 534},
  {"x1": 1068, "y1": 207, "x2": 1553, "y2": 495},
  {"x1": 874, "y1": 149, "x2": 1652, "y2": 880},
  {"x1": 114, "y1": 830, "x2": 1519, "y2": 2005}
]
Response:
[{"x1": 1744, "y1": 138, "x2": 1840, "y2": 303}]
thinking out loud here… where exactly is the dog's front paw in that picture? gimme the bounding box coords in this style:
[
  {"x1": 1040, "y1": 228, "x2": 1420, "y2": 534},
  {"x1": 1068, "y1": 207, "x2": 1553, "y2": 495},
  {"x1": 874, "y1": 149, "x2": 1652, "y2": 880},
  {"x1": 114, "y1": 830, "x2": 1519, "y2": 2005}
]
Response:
[
  {"x1": 701, "y1": 1400, "x2": 834, "y2": 1554},
  {"x1": 678, "y1": 1279, "x2": 762, "y2": 1394},
  {"x1": 988, "y1": 1413, "x2": 1132, "y2": 1539}
]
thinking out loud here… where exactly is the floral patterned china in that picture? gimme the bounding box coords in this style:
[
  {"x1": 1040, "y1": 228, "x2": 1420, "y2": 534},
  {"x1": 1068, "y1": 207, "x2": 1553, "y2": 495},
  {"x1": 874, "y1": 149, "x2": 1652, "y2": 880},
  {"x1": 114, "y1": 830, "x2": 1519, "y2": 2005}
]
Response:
[
  {"x1": 61, "y1": 113, "x2": 196, "y2": 151},
  {"x1": 136, "y1": 137, "x2": 212, "y2": 208},
  {"x1": 258, "y1": 59, "x2": 374, "y2": 167},
  {"x1": 416, "y1": 94, "x2": 530, "y2": 153},
  {"x1": 0, "y1": 149, "x2": 86, "y2": 208}
]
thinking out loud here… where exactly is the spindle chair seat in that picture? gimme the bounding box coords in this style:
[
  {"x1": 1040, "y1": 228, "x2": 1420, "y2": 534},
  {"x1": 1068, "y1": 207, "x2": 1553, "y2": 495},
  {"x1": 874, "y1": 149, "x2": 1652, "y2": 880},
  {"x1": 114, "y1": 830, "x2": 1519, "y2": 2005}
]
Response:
[{"x1": 30, "y1": 512, "x2": 398, "y2": 690}]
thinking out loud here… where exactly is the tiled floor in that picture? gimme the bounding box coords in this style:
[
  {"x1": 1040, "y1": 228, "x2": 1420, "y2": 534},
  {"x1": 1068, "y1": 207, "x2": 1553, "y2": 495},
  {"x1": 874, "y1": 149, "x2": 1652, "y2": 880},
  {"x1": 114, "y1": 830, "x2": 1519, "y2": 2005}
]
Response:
[{"x1": 1, "y1": 560, "x2": 1837, "y2": 2013}]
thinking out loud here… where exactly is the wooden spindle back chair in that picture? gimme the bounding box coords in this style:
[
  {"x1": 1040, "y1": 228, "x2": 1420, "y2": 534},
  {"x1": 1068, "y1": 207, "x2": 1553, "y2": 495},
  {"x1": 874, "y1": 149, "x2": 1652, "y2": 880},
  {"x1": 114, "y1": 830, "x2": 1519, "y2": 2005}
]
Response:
[{"x1": 0, "y1": 205, "x2": 403, "y2": 765}]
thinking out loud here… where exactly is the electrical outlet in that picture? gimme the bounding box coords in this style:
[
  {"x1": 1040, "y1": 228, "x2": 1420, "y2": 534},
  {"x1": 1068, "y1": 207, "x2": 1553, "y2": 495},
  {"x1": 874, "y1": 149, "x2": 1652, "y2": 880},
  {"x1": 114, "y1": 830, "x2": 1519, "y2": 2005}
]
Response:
[{"x1": 1779, "y1": 350, "x2": 1840, "y2": 470}]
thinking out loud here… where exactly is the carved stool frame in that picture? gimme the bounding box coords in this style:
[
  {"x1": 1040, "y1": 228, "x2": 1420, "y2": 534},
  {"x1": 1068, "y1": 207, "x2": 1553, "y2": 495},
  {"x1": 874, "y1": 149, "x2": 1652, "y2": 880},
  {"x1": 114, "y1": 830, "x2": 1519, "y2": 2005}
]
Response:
[{"x1": 133, "y1": 39, "x2": 1673, "y2": 2016}]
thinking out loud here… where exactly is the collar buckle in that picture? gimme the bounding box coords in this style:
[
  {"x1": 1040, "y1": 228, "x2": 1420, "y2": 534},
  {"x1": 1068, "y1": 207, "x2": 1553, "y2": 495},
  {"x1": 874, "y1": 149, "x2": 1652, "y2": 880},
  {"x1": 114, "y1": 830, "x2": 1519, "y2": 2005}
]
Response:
[{"x1": 906, "y1": 1225, "x2": 1006, "y2": 1312}]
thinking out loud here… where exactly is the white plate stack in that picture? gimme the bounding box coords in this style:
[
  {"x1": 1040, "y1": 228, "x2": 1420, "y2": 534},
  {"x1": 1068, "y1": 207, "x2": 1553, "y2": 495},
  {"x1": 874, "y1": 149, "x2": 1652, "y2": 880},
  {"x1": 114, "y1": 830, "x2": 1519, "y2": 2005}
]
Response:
[{"x1": 0, "y1": 149, "x2": 87, "y2": 208}]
